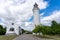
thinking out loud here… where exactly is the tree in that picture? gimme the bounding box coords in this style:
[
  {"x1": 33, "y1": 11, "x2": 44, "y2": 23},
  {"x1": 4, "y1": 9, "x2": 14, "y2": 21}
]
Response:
[
  {"x1": 51, "y1": 20, "x2": 58, "y2": 28},
  {"x1": 0, "y1": 25, "x2": 6, "y2": 35},
  {"x1": 33, "y1": 20, "x2": 60, "y2": 35},
  {"x1": 33, "y1": 25, "x2": 43, "y2": 35},
  {"x1": 0, "y1": 25, "x2": 3, "y2": 29},
  {"x1": 51, "y1": 20, "x2": 60, "y2": 35}
]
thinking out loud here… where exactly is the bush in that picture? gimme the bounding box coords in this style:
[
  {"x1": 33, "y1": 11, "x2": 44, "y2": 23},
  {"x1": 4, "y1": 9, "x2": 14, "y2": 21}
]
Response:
[
  {"x1": 41, "y1": 26, "x2": 51, "y2": 35},
  {"x1": 33, "y1": 25, "x2": 43, "y2": 35},
  {"x1": 33, "y1": 20, "x2": 60, "y2": 35},
  {"x1": 25, "y1": 31, "x2": 32, "y2": 34}
]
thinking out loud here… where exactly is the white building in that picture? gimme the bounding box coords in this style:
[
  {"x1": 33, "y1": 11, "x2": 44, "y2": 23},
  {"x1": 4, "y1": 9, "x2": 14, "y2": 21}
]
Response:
[
  {"x1": 33, "y1": 3, "x2": 40, "y2": 26},
  {"x1": 6, "y1": 3, "x2": 40, "y2": 35},
  {"x1": 6, "y1": 22, "x2": 22, "y2": 35}
]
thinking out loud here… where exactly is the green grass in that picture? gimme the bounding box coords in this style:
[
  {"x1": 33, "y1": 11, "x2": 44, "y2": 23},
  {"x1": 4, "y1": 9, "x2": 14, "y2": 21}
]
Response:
[
  {"x1": 0, "y1": 35, "x2": 17, "y2": 40},
  {"x1": 34, "y1": 35, "x2": 60, "y2": 40},
  {"x1": 48, "y1": 35, "x2": 60, "y2": 40},
  {"x1": 32, "y1": 35, "x2": 54, "y2": 40}
]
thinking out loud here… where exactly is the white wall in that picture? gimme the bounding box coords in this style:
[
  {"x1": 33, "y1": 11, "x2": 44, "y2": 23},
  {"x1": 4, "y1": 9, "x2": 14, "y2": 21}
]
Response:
[
  {"x1": 6, "y1": 23, "x2": 22, "y2": 35},
  {"x1": 33, "y1": 8, "x2": 40, "y2": 26}
]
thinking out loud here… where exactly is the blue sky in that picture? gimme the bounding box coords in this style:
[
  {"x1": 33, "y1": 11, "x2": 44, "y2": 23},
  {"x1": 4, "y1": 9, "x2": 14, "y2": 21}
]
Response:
[
  {"x1": 41, "y1": 0, "x2": 60, "y2": 17},
  {"x1": 0, "y1": 0, "x2": 60, "y2": 31},
  {"x1": 29, "y1": 0, "x2": 60, "y2": 22}
]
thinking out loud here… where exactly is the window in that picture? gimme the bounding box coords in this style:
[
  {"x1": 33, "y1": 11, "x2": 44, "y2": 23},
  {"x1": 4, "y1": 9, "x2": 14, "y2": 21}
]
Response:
[
  {"x1": 10, "y1": 27, "x2": 14, "y2": 31},
  {"x1": 12, "y1": 23, "x2": 14, "y2": 25}
]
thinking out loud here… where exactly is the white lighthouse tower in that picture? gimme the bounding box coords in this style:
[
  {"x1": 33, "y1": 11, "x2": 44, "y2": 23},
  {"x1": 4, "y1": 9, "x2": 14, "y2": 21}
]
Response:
[{"x1": 33, "y1": 3, "x2": 40, "y2": 26}]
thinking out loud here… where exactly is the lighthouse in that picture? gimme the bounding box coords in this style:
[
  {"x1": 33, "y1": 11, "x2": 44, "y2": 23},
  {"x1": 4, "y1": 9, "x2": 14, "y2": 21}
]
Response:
[{"x1": 33, "y1": 3, "x2": 40, "y2": 26}]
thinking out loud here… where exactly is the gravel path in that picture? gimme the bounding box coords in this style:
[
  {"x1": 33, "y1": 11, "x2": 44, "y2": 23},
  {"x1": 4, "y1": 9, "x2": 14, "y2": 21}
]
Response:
[{"x1": 13, "y1": 34, "x2": 53, "y2": 40}]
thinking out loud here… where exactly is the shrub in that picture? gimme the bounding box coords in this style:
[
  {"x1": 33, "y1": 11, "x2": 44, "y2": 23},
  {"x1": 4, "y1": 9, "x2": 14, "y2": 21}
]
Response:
[
  {"x1": 33, "y1": 20, "x2": 60, "y2": 35},
  {"x1": 22, "y1": 20, "x2": 60, "y2": 35},
  {"x1": 25, "y1": 31, "x2": 32, "y2": 34},
  {"x1": 41, "y1": 26, "x2": 51, "y2": 35},
  {"x1": 33, "y1": 25, "x2": 43, "y2": 35}
]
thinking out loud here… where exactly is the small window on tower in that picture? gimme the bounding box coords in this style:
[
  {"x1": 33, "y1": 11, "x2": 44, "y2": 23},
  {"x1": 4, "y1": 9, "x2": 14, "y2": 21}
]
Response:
[
  {"x1": 12, "y1": 23, "x2": 14, "y2": 25},
  {"x1": 10, "y1": 27, "x2": 14, "y2": 31}
]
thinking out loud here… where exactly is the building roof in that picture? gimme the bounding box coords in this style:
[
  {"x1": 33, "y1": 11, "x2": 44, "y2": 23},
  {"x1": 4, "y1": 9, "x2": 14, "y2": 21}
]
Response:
[
  {"x1": 34, "y1": 3, "x2": 38, "y2": 7},
  {"x1": 33, "y1": 3, "x2": 39, "y2": 10}
]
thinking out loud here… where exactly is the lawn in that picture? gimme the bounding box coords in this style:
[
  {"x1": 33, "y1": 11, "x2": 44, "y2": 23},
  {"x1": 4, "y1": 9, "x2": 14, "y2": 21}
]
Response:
[
  {"x1": 49, "y1": 35, "x2": 60, "y2": 40},
  {"x1": 0, "y1": 35, "x2": 17, "y2": 40},
  {"x1": 34, "y1": 35, "x2": 60, "y2": 40}
]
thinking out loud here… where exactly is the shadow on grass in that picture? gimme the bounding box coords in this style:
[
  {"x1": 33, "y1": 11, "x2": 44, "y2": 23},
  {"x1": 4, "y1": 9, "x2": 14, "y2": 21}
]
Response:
[
  {"x1": 33, "y1": 35, "x2": 54, "y2": 39},
  {"x1": 0, "y1": 35, "x2": 18, "y2": 40}
]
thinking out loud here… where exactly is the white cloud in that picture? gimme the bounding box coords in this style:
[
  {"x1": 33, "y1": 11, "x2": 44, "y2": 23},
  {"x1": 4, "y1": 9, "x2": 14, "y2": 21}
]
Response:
[
  {"x1": 0, "y1": 0, "x2": 48, "y2": 30},
  {"x1": 41, "y1": 10, "x2": 60, "y2": 26},
  {"x1": 21, "y1": 22, "x2": 34, "y2": 31}
]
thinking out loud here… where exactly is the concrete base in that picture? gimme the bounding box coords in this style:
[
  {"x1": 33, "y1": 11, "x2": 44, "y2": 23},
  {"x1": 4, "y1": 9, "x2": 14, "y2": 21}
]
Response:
[
  {"x1": 6, "y1": 31, "x2": 17, "y2": 35},
  {"x1": 6, "y1": 33, "x2": 17, "y2": 35}
]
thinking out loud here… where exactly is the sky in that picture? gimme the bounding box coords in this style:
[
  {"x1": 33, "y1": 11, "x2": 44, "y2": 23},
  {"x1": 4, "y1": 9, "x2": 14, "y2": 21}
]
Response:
[{"x1": 0, "y1": 0, "x2": 60, "y2": 31}]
